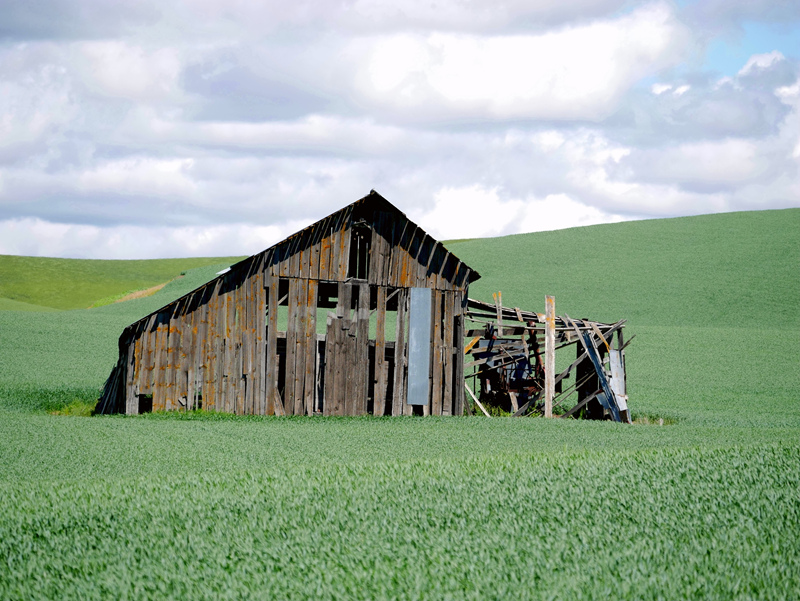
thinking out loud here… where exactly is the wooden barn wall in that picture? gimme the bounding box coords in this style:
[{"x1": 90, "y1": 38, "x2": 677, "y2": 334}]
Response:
[{"x1": 99, "y1": 203, "x2": 470, "y2": 416}]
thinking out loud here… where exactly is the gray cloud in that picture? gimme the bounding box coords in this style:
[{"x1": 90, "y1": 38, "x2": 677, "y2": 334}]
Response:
[
  {"x1": 607, "y1": 54, "x2": 799, "y2": 145},
  {"x1": 0, "y1": 0, "x2": 798, "y2": 258},
  {"x1": 686, "y1": 0, "x2": 800, "y2": 30},
  {"x1": 0, "y1": 0, "x2": 160, "y2": 40}
]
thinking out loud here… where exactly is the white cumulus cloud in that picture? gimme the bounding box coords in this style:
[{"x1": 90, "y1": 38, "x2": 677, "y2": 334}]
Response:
[{"x1": 352, "y1": 3, "x2": 690, "y2": 121}]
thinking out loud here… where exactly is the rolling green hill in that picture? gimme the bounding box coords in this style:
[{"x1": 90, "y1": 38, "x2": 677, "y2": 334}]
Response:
[
  {"x1": 0, "y1": 254, "x2": 245, "y2": 310},
  {"x1": 0, "y1": 209, "x2": 798, "y2": 600}
]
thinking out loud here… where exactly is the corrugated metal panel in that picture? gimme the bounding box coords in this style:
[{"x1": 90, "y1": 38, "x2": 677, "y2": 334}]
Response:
[
  {"x1": 406, "y1": 287, "x2": 432, "y2": 406},
  {"x1": 609, "y1": 349, "x2": 628, "y2": 413}
]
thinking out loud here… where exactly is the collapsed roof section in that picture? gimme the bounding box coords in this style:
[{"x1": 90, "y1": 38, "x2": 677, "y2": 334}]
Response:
[{"x1": 463, "y1": 296, "x2": 631, "y2": 422}]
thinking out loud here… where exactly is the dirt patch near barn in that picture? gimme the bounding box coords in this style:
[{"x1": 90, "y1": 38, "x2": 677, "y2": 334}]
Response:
[{"x1": 115, "y1": 282, "x2": 170, "y2": 303}]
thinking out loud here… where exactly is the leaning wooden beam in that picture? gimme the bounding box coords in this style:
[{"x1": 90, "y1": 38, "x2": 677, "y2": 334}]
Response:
[
  {"x1": 564, "y1": 314, "x2": 623, "y2": 422},
  {"x1": 464, "y1": 382, "x2": 491, "y2": 417},
  {"x1": 544, "y1": 295, "x2": 555, "y2": 418},
  {"x1": 560, "y1": 388, "x2": 602, "y2": 419},
  {"x1": 590, "y1": 322, "x2": 611, "y2": 354},
  {"x1": 552, "y1": 371, "x2": 597, "y2": 410},
  {"x1": 512, "y1": 391, "x2": 543, "y2": 417}
]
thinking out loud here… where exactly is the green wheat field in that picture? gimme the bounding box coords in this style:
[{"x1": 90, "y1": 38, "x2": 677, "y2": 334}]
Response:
[{"x1": 1, "y1": 209, "x2": 798, "y2": 600}]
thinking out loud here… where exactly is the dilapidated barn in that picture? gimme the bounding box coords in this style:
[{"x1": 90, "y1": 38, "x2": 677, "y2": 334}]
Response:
[
  {"x1": 97, "y1": 191, "x2": 479, "y2": 417},
  {"x1": 98, "y1": 190, "x2": 631, "y2": 421}
]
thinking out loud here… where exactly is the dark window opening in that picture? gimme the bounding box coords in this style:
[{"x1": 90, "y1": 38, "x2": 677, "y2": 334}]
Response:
[
  {"x1": 317, "y1": 281, "x2": 339, "y2": 309},
  {"x1": 348, "y1": 223, "x2": 371, "y2": 280},
  {"x1": 277, "y1": 338, "x2": 287, "y2": 405},
  {"x1": 138, "y1": 394, "x2": 153, "y2": 414},
  {"x1": 278, "y1": 278, "x2": 289, "y2": 305}
]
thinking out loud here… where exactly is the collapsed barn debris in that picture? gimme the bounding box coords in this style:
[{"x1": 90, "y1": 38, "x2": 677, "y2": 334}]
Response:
[
  {"x1": 97, "y1": 191, "x2": 631, "y2": 420},
  {"x1": 463, "y1": 295, "x2": 631, "y2": 422}
]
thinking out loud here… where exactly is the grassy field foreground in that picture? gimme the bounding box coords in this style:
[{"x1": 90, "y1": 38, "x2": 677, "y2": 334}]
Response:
[{"x1": 0, "y1": 209, "x2": 798, "y2": 600}]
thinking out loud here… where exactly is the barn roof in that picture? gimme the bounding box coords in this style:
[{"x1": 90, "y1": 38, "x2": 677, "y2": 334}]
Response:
[{"x1": 123, "y1": 190, "x2": 480, "y2": 331}]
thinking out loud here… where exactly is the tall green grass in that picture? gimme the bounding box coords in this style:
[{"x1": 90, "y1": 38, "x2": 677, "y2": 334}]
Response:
[{"x1": 0, "y1": 209, "x2": 798, "y2": 600}]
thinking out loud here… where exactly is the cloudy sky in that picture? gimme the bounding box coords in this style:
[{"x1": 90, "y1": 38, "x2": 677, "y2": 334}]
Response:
[{"x1": 1, "y1": 0, "x2": 798, "y2": 259}]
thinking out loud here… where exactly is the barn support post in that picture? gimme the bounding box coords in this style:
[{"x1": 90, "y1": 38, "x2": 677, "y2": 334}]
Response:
[{"x1": 544, "y1": 295, "x2": 555, "y2": 418}]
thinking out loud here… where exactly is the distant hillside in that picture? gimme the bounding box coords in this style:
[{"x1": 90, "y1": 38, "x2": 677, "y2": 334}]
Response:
[
  {"x1": 0, "y1": 255, "x2": 245, "y2": 311},
  {"x1": 447, "y1": 208, "x2": 800, "y2": 330}
]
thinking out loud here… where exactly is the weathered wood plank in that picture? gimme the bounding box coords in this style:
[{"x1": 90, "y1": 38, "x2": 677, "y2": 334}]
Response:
[
  {"x1": 319, "y1": 219, "x2": 333, "y2": 281},
  {"x1": 405, "y1": 228, "x2": 423, "y2": 286},
  {"x1": 285, "y1": 278, "x2": 299, "y2": 416},
  {"x1": 288, "y1": 233, "x2": 302, "y2": 279},
  {"x1": 369, "y1": 212, "x2": 384, "y2": 285},
  {"x1": 427, "y1": 241, "x2": 447, "y2": 290},
  {"x1": 266, "y1": 274, "x2": 279, "y2": 415},
  {"x1": 235, "y1": 283, "x2": 246, "y2": 414},
  {"x1": 341, "y1": 283, "x2": 357, "y2": 416},
  {"x1": 224, "y1": 284, "x2": 235, "y2": 414},
  {"x1": 164, "y1": 310, "x2": 176, "y2": 411},
  {"x1": 203, "y1": 286, "x2": 216, "y2": 410},
  {"x1": 153, "y1": 312, "x2": 168, "y2": 411},
  {"x1": 291, "y1": 282, "x2": 303, "y2": 415},
  {"x1": 193, "y1": 295, "x2": 205, "y2": 410},
  {"x1": 216, "y1": 285, "x2": 227, "y2": 413},
  {"x1": 124, "y1": 333, "x2": 137, "y2": 414},
  {"x1": 297, "y1": 229, "x2": 309, "y2": 281},
  {"x1": 255, "y1": 271, "x2": 266, "y2": 415},
  {"x1": 143, "y1": 315, "x2": 157, "y2": 395},
  {"x1": 396, "y1": 219, "x2": 411, "y2": 285},
  {"x1": 309, "y1": 218, "x2": 324, "y2": 281},
  {"x1": 430, "y1": 290, "x2": 443, "y2": 416},
  {"x1": 178, "y1": 300, "x2": 191, "y2": 409},
  {"x1": 453, "y1": 291, "x2": 466, "y2": 417},
  {"x1": 355, "y1": 282, "x2": 370, "y2": 415},
  {"x1": 334, "y1": 316, "x2": 347, "y2": 416},
  {"x1": 328, "y1": 210, "x2": 347, "y2": 279},
  {"x1": 392, "y1": 289, "x2": 408, "y2": 415},
  {"x1": 323, "y1": 312, "x2": 337, "y2": 416},
  {"x1": 303, "y1": 280, "x2": 318, "y2": 416},
  {"x1": 494, "y1": 291, "x2": 504, "y2": 337},
  {"x1": 165, "y1": 307, "x2": 179, "y2": 411},
  {"x1": 208, "y1": 289, "x2": 218, "y2": 412},
  {"x1": 442, "y1": 291, "x2": 455, "y2": 416},
  {"x1": 277, "y1": 240, "x2": 289, "y2": 278},
  {"x1": 242, "y1": 278, "x2": 253, "y2": 414},
  {"x1": 373, "y1": 286, "x2": 387, "y2": 416},
  {"x1": 132, "y1": 326, "x2": 144, "y2": 402},
  {"x1": 415, "y1": 235, "x2": 434, "y2": 288},
  {"x1": 333, "y1": 207, "x2": 351, "y2": 281},
  {"x1": 464, "y1": 381, "x2": 491, "y2": 417}
]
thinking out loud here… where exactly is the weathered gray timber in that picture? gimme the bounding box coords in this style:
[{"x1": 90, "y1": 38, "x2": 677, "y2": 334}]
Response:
[{"x1": 97, "y1": 190, "x2": 480, "y2": 417}]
